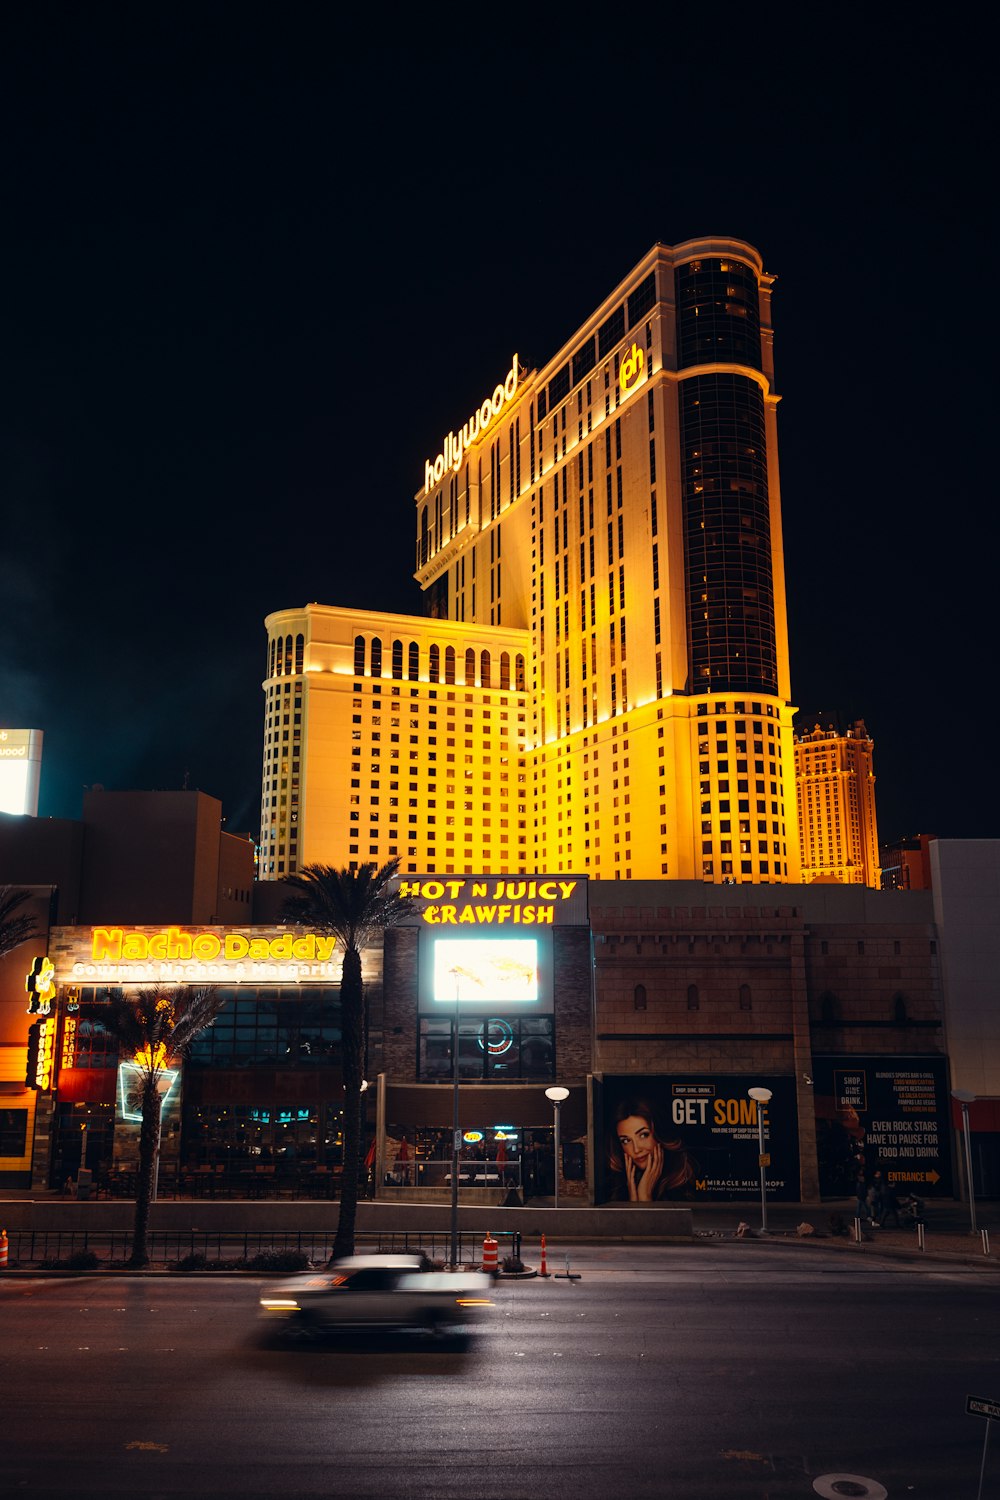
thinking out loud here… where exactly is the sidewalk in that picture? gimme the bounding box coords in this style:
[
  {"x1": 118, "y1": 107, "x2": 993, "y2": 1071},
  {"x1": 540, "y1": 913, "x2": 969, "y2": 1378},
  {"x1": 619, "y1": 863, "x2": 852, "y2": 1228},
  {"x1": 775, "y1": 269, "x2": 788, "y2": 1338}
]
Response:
[{"x1": 687, "y1": 1197, "x2": 1000, "y2": 1269}]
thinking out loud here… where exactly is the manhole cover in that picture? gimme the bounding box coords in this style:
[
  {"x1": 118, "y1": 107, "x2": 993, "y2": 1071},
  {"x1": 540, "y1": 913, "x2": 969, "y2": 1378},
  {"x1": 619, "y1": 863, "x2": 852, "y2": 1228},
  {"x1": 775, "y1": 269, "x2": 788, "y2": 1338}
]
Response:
[{"x1": 813, "y1": 1477, "x2": 888, "y2": 1500}]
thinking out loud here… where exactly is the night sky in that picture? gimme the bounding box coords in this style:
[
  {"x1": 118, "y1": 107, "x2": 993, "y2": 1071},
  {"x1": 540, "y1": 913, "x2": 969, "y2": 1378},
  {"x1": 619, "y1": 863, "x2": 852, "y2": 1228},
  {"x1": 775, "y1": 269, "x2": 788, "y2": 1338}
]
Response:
[{"x1": 1, "y1": 9, "x2": 991, "y2": 844}]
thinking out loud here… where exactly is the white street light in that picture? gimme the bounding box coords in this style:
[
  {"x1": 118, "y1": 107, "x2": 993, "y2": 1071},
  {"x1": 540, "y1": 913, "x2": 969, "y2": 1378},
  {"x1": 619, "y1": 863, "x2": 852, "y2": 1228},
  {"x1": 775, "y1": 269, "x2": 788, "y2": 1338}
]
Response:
[
  {"x1": 450, "y1": 969, "x2": 462, "y2": 1268},
  {"x1": 748, "y1": 1087, "x2": 773, "y2": 1234},
  {"x1": 952, "y1": 1089, "x2": 978, "y2": 1235},
  {"x1": 545, "y1": 1086, "x2": 570, "y2": 1208}
]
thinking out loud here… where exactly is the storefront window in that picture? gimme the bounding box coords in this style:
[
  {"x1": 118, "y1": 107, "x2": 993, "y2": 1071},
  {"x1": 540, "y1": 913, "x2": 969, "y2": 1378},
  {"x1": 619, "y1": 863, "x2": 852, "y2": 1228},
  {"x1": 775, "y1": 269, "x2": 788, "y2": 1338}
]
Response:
[
  {"x1": 182, "y1": 1102, "x2": 343, "y2": 1169},
  {"x1": 418, "y1": 1015, "x2": 554, "y2": 1081},
  {"x1": 187, "y1": 987, "x2": 342, "y2": 1067}
]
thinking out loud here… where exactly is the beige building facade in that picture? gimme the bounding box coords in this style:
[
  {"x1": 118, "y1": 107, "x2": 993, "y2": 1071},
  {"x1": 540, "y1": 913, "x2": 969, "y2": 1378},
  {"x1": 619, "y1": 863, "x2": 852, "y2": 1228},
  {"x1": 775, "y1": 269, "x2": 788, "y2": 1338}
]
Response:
[
  {"x1": 261, "y1": 237, "x2": 803, "y2": 886},
  {"x1": 795, "y1": 720, "x2": 881, "y2": 886}
]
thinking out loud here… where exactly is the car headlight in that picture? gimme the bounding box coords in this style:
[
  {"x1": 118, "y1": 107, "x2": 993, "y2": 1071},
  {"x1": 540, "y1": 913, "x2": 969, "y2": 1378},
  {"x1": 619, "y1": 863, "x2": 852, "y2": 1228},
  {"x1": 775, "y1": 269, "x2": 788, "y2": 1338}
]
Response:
[{"x1": 260, "y1": 1298, "x2": 301, "y2": 1311}]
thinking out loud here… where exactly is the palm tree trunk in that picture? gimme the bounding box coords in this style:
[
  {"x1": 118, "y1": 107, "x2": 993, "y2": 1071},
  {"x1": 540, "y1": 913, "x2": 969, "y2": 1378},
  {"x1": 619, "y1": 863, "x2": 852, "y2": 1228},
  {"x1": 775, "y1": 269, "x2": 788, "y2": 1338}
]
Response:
[
  {"x1": 332, "y1": 949, "x2": 364, "y2": 1261},
  {"x1": 130, "y1": 1079, "x2": 161, "y2": 1268}
]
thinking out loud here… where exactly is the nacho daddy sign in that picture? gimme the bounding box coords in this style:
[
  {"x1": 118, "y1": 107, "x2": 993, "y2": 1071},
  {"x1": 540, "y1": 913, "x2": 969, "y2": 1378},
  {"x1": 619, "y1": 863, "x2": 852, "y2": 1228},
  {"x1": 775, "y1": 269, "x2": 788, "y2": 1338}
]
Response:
[
  {"x1": 396, "y1": 876, "x2": 588, "y2": 927},
  {"x1": 57, "y1": 926, "x2": 339, "y2": 985}
]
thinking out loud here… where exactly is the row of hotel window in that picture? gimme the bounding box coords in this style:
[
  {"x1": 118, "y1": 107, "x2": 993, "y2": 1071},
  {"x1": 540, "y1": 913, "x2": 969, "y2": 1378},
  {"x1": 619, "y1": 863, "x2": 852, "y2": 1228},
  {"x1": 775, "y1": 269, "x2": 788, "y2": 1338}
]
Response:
[{"x1": 353, "y1": 638, "x2": 527, "y2": 689}]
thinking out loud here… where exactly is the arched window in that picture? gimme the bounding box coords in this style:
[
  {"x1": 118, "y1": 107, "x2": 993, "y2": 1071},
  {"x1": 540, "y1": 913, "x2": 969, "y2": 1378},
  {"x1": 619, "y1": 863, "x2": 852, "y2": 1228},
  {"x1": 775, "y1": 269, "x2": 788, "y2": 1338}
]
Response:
[
  {"x1": 429, "y1": 644, "x2": 440, "y2": 683},
  {"x1": 515, "y1": 654, "x2": 526, "y2": 691},
  {"x1": 445, "y1": 646, "x2": 456, "y2": 685},
  {"x1": 633, "y1": 984, "x2": 647, "y2": 1012},
  {"x1": 892, "y1": 993, "x2": 908, "y2": 1024},
  {"x1": 420, "y1": 507, "x2": 429, "y2": 567},
  {"x1": 354, "y1": 636, "x2": 366, "y2": 676},
  {"x1": 269, "y1": 638, "x2": 276, "y2": 678},
  {"x1": 408, "y1": 642, "x2": 419, "y2": 680},
  {"x1": 500, "y1": 652, "x2": 510, "y2": 689},
  {"x1": 480, "y1": 650, "x2": 491, "y2": 688},
  {"x1": 465, "y1": 648, "x2": 476, "y2": 685},
  {"x1": 739, "y1": 984, "x2": 752, "y2": 1011},
  {"x1": 687, "y1": 984, "x2": 700, "y2": 1011},
  {"x1": 294, "y1": 634, "x2": 304, "y2": 674},
  {"x1": 391, "y1": 640, "x2": 403, "y2": 679},
  {"x1": 370, "y1": 637, "x2": 382, "y2": 676}
]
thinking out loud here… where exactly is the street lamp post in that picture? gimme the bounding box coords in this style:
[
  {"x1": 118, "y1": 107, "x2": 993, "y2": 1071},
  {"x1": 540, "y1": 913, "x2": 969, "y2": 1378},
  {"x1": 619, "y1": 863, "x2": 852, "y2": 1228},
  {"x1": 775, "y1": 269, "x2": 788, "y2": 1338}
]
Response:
[
  {"x1": 544, "y1": 1086, "x2": 569, "y2": 1209},
  {"x1": 449, "y1": 970, "x2": 461, "y2": 1269},
  {"x1": 748, "y1": 1087, "x2": 773, "y2": 1235},
  {"x1": 952, "y1": 1089, "x2": 978, "y2": 1235}
]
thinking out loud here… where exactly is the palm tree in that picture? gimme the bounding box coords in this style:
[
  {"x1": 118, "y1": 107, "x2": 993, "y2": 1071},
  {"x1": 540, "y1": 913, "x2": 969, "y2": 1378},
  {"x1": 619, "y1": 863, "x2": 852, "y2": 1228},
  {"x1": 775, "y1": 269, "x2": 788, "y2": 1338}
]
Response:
[
  {"x1": 102, "y1": 985, "x2": 225, "y2": 1267},
  {"x1": 0, "y1": 885, "x2": 38, "y2": 959},
  {"x1": 282, "y1": 859, "x2": 412, "y2": 1260}
]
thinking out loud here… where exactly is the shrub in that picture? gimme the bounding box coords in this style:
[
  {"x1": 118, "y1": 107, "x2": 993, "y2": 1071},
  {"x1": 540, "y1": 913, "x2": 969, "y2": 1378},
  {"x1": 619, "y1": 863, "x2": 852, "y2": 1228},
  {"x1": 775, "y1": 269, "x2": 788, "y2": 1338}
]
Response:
[
  {"x1": 245, "y1": 1249, "x2": 310, "y2": 1273},
  {"x1": 171, "y1": 1252, "x2": 209, "y2": 1272},
  {"x1": 172, "y1": 1254, "x2": 249, "y2": 1272},
  {"x1": 39, "y1": 1249, "x2": 101, "y2": 1270}
]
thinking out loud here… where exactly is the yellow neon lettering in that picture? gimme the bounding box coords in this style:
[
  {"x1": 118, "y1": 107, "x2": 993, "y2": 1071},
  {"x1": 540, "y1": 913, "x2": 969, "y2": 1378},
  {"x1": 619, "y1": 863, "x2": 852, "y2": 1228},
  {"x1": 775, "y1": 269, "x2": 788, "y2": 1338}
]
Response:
[
  {"x1": 619, "y1": 342, "x2": 645, "y2": 396},
  {"x1": 423, "y1": 357, "x2": 519, "y2": 492},
  {"x1": 91, "y1": 928, "x2": 123, "y2": 961},
  {"x1": 226, "y1": 934, "x2": 250, "y2": 959},
  {"x1": 168, "y1": 929, "x2": 192, "y2": 960}
]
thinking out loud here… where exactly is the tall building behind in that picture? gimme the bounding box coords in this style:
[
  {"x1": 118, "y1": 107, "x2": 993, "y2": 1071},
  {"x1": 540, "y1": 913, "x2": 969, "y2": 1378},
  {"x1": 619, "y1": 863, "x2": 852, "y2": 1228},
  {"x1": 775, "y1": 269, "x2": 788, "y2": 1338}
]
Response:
[
  {"x1": 261, "y1": 237, "x2": 802, "y2": 884},
  {"x1": 0, "y1": 729, "x2": 43, "y2": 816},
  {"x1": 881, "y1": 832, "x2": 936, "y2": 891},
  {"x1": 794, "y1": 719, "x2": 881, "y2": 886}
]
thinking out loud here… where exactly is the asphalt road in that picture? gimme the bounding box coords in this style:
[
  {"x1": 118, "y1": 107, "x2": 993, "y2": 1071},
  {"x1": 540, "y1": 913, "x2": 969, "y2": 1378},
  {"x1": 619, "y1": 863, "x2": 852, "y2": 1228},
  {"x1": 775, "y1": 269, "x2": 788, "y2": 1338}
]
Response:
[{"x1": 1, "y1": 1244, "x2": 997, "y2": 1499}]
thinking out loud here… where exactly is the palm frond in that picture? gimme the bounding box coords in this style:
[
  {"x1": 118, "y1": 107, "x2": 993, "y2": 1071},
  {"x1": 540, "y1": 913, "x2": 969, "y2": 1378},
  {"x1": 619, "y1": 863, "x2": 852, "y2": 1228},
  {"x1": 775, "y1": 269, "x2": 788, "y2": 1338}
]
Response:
[
  {"x1": 282, "y1": 857, "x2": 413, "y2": 950},
  {"x1": 100, "y1": 984, "x2": 223, "y2": 1075},
  {"x1": 0, "y1": 885, "x2": 38, "y2": 959}
]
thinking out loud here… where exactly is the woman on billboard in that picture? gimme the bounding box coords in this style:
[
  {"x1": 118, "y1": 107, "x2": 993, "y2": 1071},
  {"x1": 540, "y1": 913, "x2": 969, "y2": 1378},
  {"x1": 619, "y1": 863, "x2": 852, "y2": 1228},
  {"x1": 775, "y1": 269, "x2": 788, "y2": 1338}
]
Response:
[{"x1": 607, "y1": 1097, "x2": 697, "y2": 1201}]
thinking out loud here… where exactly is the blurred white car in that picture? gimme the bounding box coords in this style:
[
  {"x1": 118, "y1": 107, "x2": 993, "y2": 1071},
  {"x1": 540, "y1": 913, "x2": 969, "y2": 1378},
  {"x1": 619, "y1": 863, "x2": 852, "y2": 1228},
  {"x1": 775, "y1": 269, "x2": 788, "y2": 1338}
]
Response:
[{"x1": 259, "y1": 1253, "x2": 494, "y2": 1338}]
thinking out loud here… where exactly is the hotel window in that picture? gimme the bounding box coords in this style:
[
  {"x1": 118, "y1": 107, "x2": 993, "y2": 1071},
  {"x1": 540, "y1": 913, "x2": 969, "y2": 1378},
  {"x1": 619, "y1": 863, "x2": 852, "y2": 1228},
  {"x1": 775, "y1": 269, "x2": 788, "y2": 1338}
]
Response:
[{"x1": 354, "y1": 636, "x2": 366, "y2": 675}]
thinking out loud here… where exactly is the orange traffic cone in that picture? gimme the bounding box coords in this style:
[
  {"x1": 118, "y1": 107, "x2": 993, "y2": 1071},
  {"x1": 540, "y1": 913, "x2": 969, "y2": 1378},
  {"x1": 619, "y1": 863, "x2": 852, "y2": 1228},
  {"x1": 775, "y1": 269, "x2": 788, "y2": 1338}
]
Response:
[
  {"x1": 539, "y1": 1232, "x2": 549, "y2": 1277},
  {"x1": 0, "y1": 1229, "x2": 8, "y2": 1269},
  {"x1": 481, "y1": 1232, "x2": 499, "y2": 1275}
]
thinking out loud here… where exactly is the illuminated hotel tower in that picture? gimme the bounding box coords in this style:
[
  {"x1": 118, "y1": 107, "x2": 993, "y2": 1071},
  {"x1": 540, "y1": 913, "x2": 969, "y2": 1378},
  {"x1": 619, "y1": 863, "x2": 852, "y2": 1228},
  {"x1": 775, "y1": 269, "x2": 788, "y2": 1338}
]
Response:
[
  {"x1": 260, "y1": 237, "x2": 801, "y2": 883},
  {"x1": 794, "y1": 719, "x2": 881, "y2": 886}
]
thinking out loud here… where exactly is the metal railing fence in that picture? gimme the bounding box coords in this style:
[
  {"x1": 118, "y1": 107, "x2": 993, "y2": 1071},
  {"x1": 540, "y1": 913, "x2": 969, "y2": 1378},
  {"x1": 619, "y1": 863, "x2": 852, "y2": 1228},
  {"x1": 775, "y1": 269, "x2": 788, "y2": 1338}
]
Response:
[{"x1": 3, "y1": 1226, "x2": 524, "y2": 1269}]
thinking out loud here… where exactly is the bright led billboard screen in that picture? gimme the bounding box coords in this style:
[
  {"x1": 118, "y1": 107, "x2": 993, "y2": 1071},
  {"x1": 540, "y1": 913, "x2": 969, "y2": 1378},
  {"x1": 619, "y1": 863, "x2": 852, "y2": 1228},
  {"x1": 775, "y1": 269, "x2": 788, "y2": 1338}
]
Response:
[{"x1": 422, "y1": 934, "x2": 552, "y2": 1013}]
